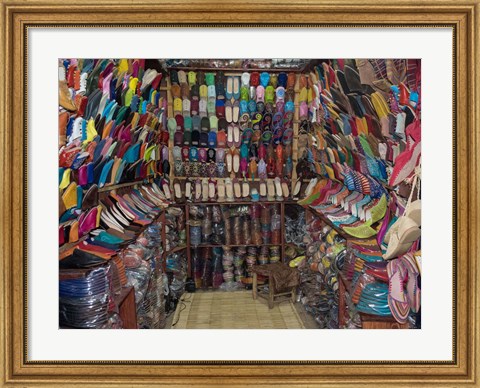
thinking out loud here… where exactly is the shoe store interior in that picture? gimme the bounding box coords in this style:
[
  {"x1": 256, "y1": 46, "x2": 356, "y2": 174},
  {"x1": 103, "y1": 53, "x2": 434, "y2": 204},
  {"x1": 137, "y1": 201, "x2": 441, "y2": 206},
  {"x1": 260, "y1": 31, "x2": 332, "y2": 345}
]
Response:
[{"x1": 59, "y1": 58, "x2": 421, "y2": 330}]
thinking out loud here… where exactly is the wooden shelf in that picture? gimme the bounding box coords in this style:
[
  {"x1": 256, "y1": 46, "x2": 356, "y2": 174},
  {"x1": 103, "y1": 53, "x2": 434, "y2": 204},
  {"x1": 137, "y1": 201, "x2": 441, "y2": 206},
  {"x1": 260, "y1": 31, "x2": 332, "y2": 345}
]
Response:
[
  {"x1": 183, "y1": 200, "x2": 285, "y2": 206},
  {"x1": 164, "y1": 245, "x2": 187, "y2": 255},
  {"x1": 167, "y1": 66, "x2": 306, "y2": 73},
  {"x1": 190, "y1": 244, "x2": 282, "y2": 248},
  {"x1": 98, "y1": 178, "x2": 154, "y2": 193}
]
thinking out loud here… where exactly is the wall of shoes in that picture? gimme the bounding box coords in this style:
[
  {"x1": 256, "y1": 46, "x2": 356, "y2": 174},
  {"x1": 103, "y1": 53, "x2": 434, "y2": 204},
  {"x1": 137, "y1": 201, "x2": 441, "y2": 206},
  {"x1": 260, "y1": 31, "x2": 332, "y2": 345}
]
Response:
[
  {"x1": 296, "y1": 59, "x2": 422, "y2": 328},
  {"x1": 58, "y1": 58, "x2": 177, "y2": 328}
]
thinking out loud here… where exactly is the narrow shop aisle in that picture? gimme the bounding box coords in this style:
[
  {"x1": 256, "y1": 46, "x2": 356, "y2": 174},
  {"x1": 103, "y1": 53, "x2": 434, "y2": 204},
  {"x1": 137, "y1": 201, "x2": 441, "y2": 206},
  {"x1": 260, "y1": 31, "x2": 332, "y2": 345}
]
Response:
[{"x1": 172, "y1": 290, "x2": 307, "y2": 329}]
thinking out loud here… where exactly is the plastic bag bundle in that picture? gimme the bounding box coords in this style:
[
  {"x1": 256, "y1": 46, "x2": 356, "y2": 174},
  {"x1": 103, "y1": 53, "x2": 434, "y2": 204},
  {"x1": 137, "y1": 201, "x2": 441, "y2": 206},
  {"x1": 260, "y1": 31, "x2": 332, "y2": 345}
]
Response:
[
  {"x1": 189, "y1": 220, "x2": 202, "y2": 246},
  {"x1": 222, "y1": 247, "x2": 234, "y2": 283},
  {"x1": 59, "y1": 265, "x2": 111, "y2": 329},
  {"x1": 242, "y1": 216, "x2": 252, "y2": 245},
  {"x1": 233, "y1": 247, "x2": 246, "y2": 282},
  {"x1": 192, "y1": 248, "x2": 204, "y2": 289},
  {"x1": 269, "y1": 246, "x2": 281, "y2": 263},
  {"x1": 245, "y1": 247, "x2": 258, "y2": 279},
  {"x1": 251, "y1": 219, "x2": 262, "y2": 245},
  {"x1": 211, "y1": 247, "x2": 224, "y2": 288},
  {"x1": 258, "y1": 245, "x2": 270, "y2": 265},
  {"x1": 201, "y1": 248, "x2": 213, "y2": 289}
]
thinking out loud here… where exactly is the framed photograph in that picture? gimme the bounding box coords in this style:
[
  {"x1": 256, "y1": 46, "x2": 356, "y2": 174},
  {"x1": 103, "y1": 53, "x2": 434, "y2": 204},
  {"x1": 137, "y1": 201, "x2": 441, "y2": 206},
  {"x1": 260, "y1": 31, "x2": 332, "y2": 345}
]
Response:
[{"x1": 1, "y1": 0, "x2": 479, "y2": 386}]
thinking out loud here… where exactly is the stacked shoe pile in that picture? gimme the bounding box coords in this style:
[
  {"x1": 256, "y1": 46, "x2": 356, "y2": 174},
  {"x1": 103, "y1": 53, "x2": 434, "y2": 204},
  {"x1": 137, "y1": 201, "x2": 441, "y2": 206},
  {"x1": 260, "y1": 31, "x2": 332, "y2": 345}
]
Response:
[
  {"x1": 297, "y1": 213, "x2": 346, "y2": 328},
  {"x1": 59, "y1": 58, "x2": 170, "y2": 194}
]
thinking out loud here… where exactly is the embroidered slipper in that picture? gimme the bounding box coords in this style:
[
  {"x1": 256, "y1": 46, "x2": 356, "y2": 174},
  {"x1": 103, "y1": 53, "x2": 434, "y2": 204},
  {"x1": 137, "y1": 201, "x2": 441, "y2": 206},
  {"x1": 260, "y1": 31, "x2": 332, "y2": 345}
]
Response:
[
  {"x1": 252, "y1": 129, "x2": 262, "y2": 143},
  {"x1": 282, "y1": 128, "x2": 293, "y2": 145},
  {"x1": 261, "y1": 130, "x2": 273, "y2": 145},
  {"x1": 251, "y1": 113, "x2": 263, "y2": 131},
  {"x1": 242, "y1": 128, "x2": 253, "y2": 146}
]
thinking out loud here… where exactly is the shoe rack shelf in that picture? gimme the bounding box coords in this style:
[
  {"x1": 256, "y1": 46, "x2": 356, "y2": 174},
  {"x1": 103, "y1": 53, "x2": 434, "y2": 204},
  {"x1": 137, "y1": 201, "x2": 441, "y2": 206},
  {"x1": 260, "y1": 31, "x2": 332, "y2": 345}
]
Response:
[
  {"x1": 180, "y1": 201, "x2": 302, "y2": 279},
  {"x1": 165, "y1": 69, "x2": 305, "y2": 201}
]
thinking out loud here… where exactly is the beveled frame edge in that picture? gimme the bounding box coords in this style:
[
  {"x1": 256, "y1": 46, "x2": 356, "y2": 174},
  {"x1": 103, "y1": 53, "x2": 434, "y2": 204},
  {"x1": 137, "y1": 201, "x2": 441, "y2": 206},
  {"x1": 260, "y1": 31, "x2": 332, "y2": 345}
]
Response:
[{"x1": 1, "y1": 1, "x2": 478, "y2": 386}]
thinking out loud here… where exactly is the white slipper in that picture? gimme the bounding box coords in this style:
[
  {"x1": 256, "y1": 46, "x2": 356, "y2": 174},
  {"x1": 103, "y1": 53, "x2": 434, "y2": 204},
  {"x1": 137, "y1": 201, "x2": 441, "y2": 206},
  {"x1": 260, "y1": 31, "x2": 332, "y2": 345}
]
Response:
[
  {"x1": 233, "y1": 151, "x2": 240, "y2": 173},
  {"x1": 195, "y1": 179, "x2": 202, "y2": 202},
  {"x1": 304, "y1": 178, "x2": 318, "y2": 198},
  {"x1": 208, "y1": 180, "x2": 216, "y2": 202},
  {"x1": 274, "y1": 177, "x2": 284, "y2": 201},
  {"x1": 162, "y1": 179, "x2": 171, "y2": 200},
  {"x1": 202, "y1": 178, "x2": 209, "y2": 202},
  {"x1": 233, "y1": 179, "x2": 242, "y2": 199},
  {"x1": 281, "y1": 181, "x2": 290, "y2": 199},
  {"x1": 267, "y1": 179, "x2": 276, "y2": 201},
  {"x1": 185, "y1": 180, "x2": 192, "y2": 201},
  {"x1": 226, "y1": 150, "x2": 233, "y2": 173},
  {"x1": 225, "y1": 178, "x2": 234, "y2": 202},
  {"x1": 259, "y1": 180, "x2": 267, "y2": 198},
  {"x1": 242, "y1": 181, "x2": 250, "y2": 198},
  {"x1": 292, "y1": 179, "x2": 301, "y2": 199},
  {"x1": 173, "y1": 180, "x2": 182, "y2": 201},
  {"x1": 217, "y1": 179, "x2": 226, "y2": 202}
]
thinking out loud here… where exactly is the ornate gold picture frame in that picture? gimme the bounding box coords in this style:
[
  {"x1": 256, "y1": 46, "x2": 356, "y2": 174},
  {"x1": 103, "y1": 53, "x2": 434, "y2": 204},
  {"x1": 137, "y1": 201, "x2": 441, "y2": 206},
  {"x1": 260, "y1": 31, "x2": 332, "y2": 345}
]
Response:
[{"x1": 1, "y1": 0, "x2": 479, "y2": 386}]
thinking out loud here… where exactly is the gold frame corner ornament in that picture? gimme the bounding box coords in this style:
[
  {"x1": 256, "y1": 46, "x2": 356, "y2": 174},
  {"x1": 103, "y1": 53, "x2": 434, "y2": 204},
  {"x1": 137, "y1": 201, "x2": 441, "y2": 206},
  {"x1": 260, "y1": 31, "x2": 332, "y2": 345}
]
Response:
[{"x1": 1, "y1": 0, "x2": 479, "y2": 386}]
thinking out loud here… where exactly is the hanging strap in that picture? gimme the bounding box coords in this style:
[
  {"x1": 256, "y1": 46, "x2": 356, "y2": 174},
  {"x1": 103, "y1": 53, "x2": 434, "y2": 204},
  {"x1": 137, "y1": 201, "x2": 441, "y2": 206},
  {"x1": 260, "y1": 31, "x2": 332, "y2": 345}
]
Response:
[{"x1": 404, "y1": 164, "x2": 421, "y2": 213}]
